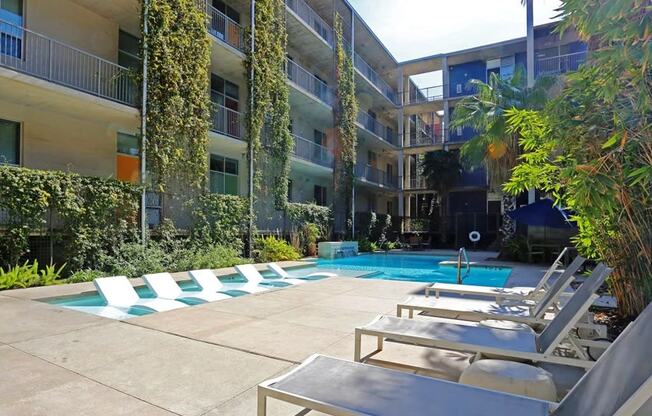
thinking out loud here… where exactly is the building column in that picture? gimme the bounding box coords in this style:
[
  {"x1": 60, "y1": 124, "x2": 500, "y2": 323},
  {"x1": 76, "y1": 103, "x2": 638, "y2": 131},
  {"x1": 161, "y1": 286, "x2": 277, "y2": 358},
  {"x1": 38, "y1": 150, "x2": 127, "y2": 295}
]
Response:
[
  {"x1": 526, "y1": 0, "x2": 536, "y2": 204},
  {"x1": 442, "y1": 56, "x2": 450, "y2": 144},
  {"x1": 397, "y1": 67, "x2": 405, "y2": 228}
]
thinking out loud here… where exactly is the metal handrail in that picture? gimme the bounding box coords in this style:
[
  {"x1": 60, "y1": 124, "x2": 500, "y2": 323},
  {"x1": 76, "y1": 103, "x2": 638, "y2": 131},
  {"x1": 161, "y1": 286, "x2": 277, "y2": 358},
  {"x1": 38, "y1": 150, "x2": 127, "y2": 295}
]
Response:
[
  {"x1": 286, "y1": 59, "x2": 334, "y2": 106},
  {"x1": 291, "y1": 133, "x2": 333, "y2": 168},
  {"x1": 406, "y1": 176, "x2": 427, "y2": 190},
  {"x1": 456, "y1": 247, "x2": 471, "y2": 284},
  {"x1": 211, "y1": 102, "x2": 242, "y2": 139},
  {"x1": 0, "y1": 19, "x2": 136, "y2": 106},
  {"x1": 357, "y1": 111, "x2": 397, "y2": 145},
  {"x1": 408, "y1": 128, "x2": 446, "y2": 147},
  {"x1": 535, "y1": 50, "x2": 587, "y2": 77},
  {"x1": 403, "y1": 84, "x2": 445, "y2": 105},
  {"x1": 285, "y1": 0, "x2": 334, "y2": 46},
  {"x1": 354, "y1": 51, "x2": 398, "y2": 104},
  {"x1": 355, "y1": 163, "x2": 398, "y2": 188},
  {"x1": 205, "y1": 1, "x2": 245, "y2": 51}
]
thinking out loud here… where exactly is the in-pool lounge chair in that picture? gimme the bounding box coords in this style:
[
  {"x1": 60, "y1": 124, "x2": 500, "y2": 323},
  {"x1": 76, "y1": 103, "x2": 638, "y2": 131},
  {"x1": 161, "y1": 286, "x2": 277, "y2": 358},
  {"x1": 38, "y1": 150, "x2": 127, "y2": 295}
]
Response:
[
  {"x1": 396, "y1": 255, "x2": 586, "y2": 326},
  {"x1": 143, "y1": 272, "x2": 232, "y2": 303},
  {"x1": 235, "y1": 264, "x2": 305, "y2": 287},
  {"x1": 189, "y1": 269, "x2": 268, "y2": 294},
  {"x1": 93, "y1": 276, "x2": 187, "y2": 313},
  {"x1": 267, "y1": 262, "x2": 337, "y2": 280},
  {"x1": 426, "y1": 247, "x2": 571, "y2": 301},
  {"x1": 355, "y1": 264, "x2": 612, "y2": 369},
  {"x1": 258, "y1": 299, "x2": 652, "y2": 416}
]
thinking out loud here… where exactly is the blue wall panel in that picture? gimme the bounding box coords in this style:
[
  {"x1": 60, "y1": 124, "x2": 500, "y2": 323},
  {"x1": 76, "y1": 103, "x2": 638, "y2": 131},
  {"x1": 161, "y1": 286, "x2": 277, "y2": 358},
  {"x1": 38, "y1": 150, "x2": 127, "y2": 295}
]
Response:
[{"x1": 449, "y1": 60, "x2": 486, "y2": 98}]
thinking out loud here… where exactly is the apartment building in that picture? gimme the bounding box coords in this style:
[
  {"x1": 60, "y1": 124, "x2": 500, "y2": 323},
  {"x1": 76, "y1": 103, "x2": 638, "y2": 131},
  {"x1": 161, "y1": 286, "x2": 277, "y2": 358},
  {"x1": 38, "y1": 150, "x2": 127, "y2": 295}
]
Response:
[{"x1": 0, "y1": 0, "x2": 584, "y2": 244}]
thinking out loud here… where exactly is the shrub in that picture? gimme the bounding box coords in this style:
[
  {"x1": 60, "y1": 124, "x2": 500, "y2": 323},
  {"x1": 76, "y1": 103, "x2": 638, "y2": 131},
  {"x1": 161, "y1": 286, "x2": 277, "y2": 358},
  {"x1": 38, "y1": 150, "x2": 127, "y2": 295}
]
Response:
[
  {"x1": 97, "y1": 241, "x2": 168, "y2": 278},
  {"x1": 192, "y1": 193, "x2": 251, "y2": 252},
  {"x1": 298, "y1": 223, "x2": 320, "y2": 256},
  {"x1": 170, "y1": 244, "x2": 249, "y2": 271},
  {"x1": 286, "y1": 203, "x2": 332, "y2": 237},
  {"x1": 500, "y1": 236, "x2": 529, "y2": 262},
  {"x1": 358, "y1": 238, "x2": 378, "y2": 253},
  {"x1": 0, "y1": 260, "x2": 65, "y2": 290},
  {"x1": 66, "y1": 269, "x2": 104, "y2": 284},
  {"x1": 254, "y1": 236, "x2": 301, "y2": 262}
]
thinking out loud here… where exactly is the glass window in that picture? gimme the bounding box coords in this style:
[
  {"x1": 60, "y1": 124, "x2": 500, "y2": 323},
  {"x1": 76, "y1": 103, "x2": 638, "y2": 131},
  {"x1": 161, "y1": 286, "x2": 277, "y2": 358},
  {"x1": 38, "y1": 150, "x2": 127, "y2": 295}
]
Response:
[
  {"x1": 0, "y1": 0, "x2": 23, "y2": 24},
  {"x1": 0, "y1": 119, "x2": 19, "y2": 165},
  {"x1": 116, "y1": 133, "x2": 139, "y2": 183},
  {"x1": 118, "y1": 30, "x2": 140, "y2": 70},
  {"x1": 314, "y1": 185, "x2": 327, "y2": 206},
  {"x1": 210, "y1": 154, "x2": 239, "y2": 195},
  {"x1": 117, "y1": 133, "x2": 139, "y2": 156}
]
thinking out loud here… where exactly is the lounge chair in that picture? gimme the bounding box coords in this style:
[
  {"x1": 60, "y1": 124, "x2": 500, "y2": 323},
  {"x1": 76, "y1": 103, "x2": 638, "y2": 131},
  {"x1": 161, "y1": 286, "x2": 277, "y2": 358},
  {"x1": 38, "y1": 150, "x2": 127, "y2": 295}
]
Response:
[
  {"x1": 189, "y1": 269, "x2": 268, "y2": 294},
  {"x1": 93, "y1": 276, "x2": 187, "y2": 313},
  {"x1": 355, "y1": 264, "x2": 612, "y2": 369},
  {"x1": 235, "y1": 264, "x2": 305, "y2": 287},
  {"x1": 258, "y1": 297, "x2": 652, "y2": 416},
  {"x1": 396, "y1": 255, "x2": 586, "y2": 326},
  {"x1": 143, "y1": 272, "x2": 232, "y2": 304},
  {"x1": 266, "y1": 262, "x2": 337, "y2": 280},
  {"x1": 426, "y1": 247, "x2": 571, "y2": 301}
]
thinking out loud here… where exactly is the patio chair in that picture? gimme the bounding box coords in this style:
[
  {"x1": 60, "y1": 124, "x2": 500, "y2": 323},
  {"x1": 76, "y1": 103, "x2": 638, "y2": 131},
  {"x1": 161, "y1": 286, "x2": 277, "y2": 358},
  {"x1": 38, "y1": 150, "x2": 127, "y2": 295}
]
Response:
[
  {"x1": 189, "y1": 269, "x2": 268, "y2": 294},
  {"x1": 235, "y1": 264, "x2": 304, "y2": 287},
  {"x1": 398, "y1": 256, "x2": 586, "y2": 326},
  {"x1": 425, "y1": 247, "x2": 571, "y2": 301},
  {"x1": 355, "y1": 264, "x2": 612, "y2": 370},
  {"x1": 93, "y1": 276, "x2": 187, "y2": 313},
  {"x1": 258, "y1": 297, "x2": 652, "y2": 416},
  {"x1": 142, "y1": 272, "x2": 232, "y2": 304},
  {"x1": 266, "y1": 262, "x2": 337, "y2": 280}
]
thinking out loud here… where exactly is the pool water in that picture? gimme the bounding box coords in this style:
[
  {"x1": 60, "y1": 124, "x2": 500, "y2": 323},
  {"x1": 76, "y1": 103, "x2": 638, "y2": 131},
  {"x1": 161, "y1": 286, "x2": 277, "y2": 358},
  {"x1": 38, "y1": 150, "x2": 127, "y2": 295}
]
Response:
[{"x1": 316, "y1": 253, "x2": 511, "y2": 286}]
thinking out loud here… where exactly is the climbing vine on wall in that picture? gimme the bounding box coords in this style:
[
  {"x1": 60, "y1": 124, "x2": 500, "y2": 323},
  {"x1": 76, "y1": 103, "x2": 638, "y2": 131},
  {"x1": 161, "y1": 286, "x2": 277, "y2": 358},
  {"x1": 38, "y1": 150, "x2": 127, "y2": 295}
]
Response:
[
  {"x1": 334, "y1": 13, "x2": 358, "y2": 188},
  {"x1": 143, "y1": 0, "x2": 211, "y2": 190},
  {"x1": 245, "y1": 0, "x2": 293, "y2": 210}
]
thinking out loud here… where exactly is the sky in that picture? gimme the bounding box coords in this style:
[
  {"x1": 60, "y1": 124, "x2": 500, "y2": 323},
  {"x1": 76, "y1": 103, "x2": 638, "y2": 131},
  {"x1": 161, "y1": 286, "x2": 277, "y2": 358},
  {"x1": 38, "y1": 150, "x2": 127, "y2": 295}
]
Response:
[{"x1": 347, "y1": 0, "x2": 563, "y2": 87}]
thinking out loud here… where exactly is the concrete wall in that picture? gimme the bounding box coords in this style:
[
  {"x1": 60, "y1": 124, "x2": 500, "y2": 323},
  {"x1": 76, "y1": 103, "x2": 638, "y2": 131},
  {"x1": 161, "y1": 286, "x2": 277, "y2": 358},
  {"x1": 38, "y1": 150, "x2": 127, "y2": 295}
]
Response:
[{"x1": 25, "y1": 0, "x2": 119, "y2": 62}]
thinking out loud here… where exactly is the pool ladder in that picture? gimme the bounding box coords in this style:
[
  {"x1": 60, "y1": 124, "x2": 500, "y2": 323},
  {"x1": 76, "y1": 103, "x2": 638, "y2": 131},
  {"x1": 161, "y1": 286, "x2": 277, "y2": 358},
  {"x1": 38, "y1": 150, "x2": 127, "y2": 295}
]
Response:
[{"x1": 456, "y1": 247, "x2": 471, "y2": 284}]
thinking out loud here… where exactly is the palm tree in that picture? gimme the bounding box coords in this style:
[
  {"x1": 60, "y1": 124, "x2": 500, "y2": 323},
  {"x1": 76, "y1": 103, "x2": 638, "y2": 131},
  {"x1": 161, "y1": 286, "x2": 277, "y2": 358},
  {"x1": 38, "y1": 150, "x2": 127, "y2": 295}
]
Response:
[
  {"x1": 450, "y1": 68, "x2": 552, "y2": 243},
  {"x1": 420, "y1": 150, "x2": 462, "y2": 215}
]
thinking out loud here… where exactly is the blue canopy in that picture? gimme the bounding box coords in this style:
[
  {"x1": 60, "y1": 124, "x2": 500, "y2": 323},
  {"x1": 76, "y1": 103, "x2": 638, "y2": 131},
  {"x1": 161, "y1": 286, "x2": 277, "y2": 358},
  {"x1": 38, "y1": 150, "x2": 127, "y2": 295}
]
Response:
[{"x1": 508, "y1": 198, "x2": 576, "y2": 229}]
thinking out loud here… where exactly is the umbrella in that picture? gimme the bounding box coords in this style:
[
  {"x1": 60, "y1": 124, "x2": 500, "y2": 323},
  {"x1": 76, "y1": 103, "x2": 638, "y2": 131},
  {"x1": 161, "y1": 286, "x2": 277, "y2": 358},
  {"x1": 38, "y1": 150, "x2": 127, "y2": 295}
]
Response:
[{"x1": 507, "y1": 198, "x2": 576, "y2": 229}]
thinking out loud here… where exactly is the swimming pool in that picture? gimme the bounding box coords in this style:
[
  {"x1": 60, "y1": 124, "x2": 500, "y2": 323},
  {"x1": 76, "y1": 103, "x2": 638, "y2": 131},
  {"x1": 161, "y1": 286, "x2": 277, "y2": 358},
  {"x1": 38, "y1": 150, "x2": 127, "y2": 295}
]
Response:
[{"x1": 316, "y1": 253, "x2": 511, "y2": 286}]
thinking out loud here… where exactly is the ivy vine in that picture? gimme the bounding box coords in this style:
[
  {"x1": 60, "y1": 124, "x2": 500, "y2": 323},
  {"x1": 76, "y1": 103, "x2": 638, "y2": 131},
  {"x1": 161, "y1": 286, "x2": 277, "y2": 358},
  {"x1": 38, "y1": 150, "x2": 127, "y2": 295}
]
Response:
[
  {"x1": 143, "y1": 0, "x2": 211, "y2": 190},
  {"x1": 245, "y1": 0, "x2": 293, "y2": 210},
  {"x1": 333, "y1": 13, "x2": 359, "y2": 232}
]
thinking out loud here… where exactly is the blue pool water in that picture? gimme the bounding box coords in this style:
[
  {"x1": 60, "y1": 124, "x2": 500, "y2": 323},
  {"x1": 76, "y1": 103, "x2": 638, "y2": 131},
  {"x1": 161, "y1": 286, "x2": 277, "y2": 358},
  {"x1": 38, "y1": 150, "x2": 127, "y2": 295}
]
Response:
[{"x1": 317, "y1": 254, "x2": 511, "y2": 286}]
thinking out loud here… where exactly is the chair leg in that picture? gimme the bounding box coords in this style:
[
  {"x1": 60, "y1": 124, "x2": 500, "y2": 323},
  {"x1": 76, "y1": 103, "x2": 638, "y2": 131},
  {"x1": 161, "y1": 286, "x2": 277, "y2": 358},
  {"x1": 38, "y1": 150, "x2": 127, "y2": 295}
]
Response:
[
  {"x1": 257, "y1": 388, "x2": 267, "y2": 416},
  {"x1": 354, "y1": 329, "x2": 362, "y2": 362}
]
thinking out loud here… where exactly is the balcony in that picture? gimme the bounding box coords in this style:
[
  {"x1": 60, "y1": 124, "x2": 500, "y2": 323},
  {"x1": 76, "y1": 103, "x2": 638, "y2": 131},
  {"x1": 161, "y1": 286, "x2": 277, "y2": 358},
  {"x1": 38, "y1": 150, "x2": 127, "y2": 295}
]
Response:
[
  {"x1": 535, "y1": 51, "x2": 587, "y2": 77},
  {"x1": 357, "y1": 111, "x2": 397, "y2": 146},
  {"x1": 205, "y1": 1, "x2": 245, "y2": 52},
  {"x1": 211, "y1": 103, "x2": 243, "y2": 140},
  {"x1": 403, "y1": 84, "x2": 445, "y2": 106},
  {"x1": 355, "y1": 164, "x2": 398, "y2": 189},
  {"x1": 354, "y1": 52, "x2": 398, "y2": 105},
  {"x1": 286, "y1": 59, "x2": 334, "y2": 107},
  {"x1": 285, "y1": 0, "x2": 334, "y2": 47},
  {"x1": 0, "y1": 19, "x2": 137, "y2": 106},
  {"x1": 405, "y1": 176, "x2": 427, "y2": 190},
  {"x1": 408, "y1": 128, "x2": 446, "y2": 147},
  {"x1": 291, "y1": 133, "x2": 333, "y2": 168}
]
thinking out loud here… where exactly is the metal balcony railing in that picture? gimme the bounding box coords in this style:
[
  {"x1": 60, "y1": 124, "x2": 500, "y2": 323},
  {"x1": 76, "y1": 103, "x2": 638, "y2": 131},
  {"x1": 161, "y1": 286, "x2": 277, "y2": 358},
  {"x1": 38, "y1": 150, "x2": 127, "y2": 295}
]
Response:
[
  {"x1": 286, "y1": 59, "x2": 334, "y2": 106},
  {"x1": 355, "y1": 164, "x2": 398, "y2": 188},
  {"x1": 357, "y1": 111, "x2": 397, "y2": 146},
  {"x1": 354, "y1": 52, "x2": 398, "y2": 104},
  {"x1": 406, "y1": 177, "x2": 427, "y2": 190},
  {"x1": 285, "y1": 0, "x2": 334, "y2": 46},
  {"x1": 205, "y1": 1, "x2": 245, "y2": 51},
  {"x1": 535, "y1": 51, "x2": 587, "y2": 77},
  {"x1": 403, "y1": 84, "x2": 445, "y2": 105},
  {"x1": 408, "y1": 128, "x2": 446, "y2": 147},
  {"x1": 0, "y1": 19, "x2": 137, "y2": 106},
  {"x1": 211, "y1": 103, "x2": 243, "y2": 139},
  {"x1": 292, "y1": 134, "x2": 333, "y2": 168}
]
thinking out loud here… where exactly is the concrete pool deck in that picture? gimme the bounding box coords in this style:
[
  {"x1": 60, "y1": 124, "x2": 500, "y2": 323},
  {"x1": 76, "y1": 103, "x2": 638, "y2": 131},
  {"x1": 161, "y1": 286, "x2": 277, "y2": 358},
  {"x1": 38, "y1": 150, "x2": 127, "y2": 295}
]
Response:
[{"x1": 0, "y1": 257, "x2": 553, "y2": 415}]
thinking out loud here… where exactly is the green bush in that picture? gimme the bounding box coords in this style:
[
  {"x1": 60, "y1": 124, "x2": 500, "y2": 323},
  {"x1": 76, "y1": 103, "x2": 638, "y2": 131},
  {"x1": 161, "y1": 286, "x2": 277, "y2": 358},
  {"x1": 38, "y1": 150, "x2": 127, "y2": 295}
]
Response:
[
  {"x1": 170, "y1": 244, "x2": 249, "y2": 271},
  {"x1": 254, "y1": 236, "x2": 301, "y2": 262},
  {"x1": 358, "y1": 238, "x2": 378, "y2": 253},
  {"x1": 298, "y1": 223, "x2": 320, "y2": 256},
  {"x1": 191, "y1": 193, "x2": 251, "y2": 252},
  {"x1": 500, "y1": 236, "x2": 529, "y2": 262},
  {"x1": 0, "y1": 260, "x2": 65, "y2": 290},
  {"x1": 286, "y1": 203, "x2": 332, "y2": 237},
  {"x1": 66, "y1": 269, "x2": 104, "y2": 284}
]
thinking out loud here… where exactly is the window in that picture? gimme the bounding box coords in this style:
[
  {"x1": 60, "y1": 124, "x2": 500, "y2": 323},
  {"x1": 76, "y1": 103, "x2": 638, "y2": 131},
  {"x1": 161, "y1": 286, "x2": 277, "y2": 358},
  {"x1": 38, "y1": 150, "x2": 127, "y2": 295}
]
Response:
[
  {"x1": 0, "y1": 119, "x2": 19, "y2": 165},
  {"x1": 1, "y1": 0, "x2": 23, "y2": 58},
  {"x1": 368, "y1": 196, "x2": 377, "y2": 212},
  {"x1": 116, "y1": 133, "x2": 139, "y2": 183},
  {"x1": 367, "y1": 151, "x2": 377, "y2": 168},
  {"x1": 287, "y1": 179, "x2": 293, "y2": 202},
  {"x1": 314, "y1": 185, "x2": 327, "y2": 206},
  {"x1": 211, "y1": 74, "x2": 239, "y2": 110},
  {"x1": 146, "y1": 191, "x2": 162, "y2": 229},
  {"x1": 387, "y1": 201, "x2": 393, "y2": 215},
  {"x1": 118, "y1": 30, "x2": 140, "y2": 70},
  {"x1": 213, "y1": 0, "x2": 240, "y2": 23},
  {"x1": 210, "y1": 154, "x2": 239, "y2": 195}
]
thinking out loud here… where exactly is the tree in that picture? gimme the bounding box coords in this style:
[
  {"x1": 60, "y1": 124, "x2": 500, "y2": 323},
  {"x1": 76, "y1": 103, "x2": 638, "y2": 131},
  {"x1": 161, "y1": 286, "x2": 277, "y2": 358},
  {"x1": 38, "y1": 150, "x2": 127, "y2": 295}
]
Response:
[
  {"x1": 504, "y1": 0, "x2": 651, "y2": 318},
  {"x1": 420, "y1": 150, "x2": 462, "y2": 215},
  {"x1": 450, "y1": 67, "x2": 553, "y2": 242}
]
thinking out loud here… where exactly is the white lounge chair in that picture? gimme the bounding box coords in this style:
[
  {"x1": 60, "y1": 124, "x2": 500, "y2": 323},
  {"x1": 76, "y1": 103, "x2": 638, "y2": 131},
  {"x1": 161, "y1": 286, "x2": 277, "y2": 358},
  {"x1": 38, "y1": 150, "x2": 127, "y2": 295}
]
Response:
[
  {"x1": 143, "y1": 272, "x2": 232, "y2": 304},
  {"x1": 426, "y1": 247, "x2": 571, "y2": 301},
  {"x1": 189, "y1": 268, "x2": 268, "y2": 294},
  {"x1": 235, "y1": 264, "x2": 305, "y2": 287},
  {"x1": 258, "y1": 298, "x2": 652, "y2": 416},
  {"x1": 355, "y1": 264, "x2": 612, "y2": 369},
  {"x1": 93, "y1": 276, "x2": 187, "y2": 313},
  {"x1": 267, "y1": 262, "x2": 337, "y2": 280},
  {"x1": 397, "y1": 255, "x2": 586, "y2": 326}
]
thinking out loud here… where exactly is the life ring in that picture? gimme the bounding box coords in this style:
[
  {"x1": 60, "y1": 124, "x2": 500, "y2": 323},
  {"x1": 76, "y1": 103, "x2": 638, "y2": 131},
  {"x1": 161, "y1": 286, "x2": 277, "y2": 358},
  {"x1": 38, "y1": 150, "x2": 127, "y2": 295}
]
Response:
[{"x1": 469, "y1": 231, "x2": 481, "y2": 242}]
